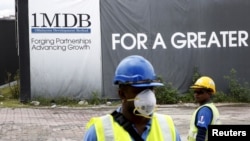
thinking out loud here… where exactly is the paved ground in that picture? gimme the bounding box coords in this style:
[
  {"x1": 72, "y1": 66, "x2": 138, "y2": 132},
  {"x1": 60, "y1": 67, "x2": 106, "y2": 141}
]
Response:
[{"x1": 0, "y1": 103, "x2": 250, "y2": 141}]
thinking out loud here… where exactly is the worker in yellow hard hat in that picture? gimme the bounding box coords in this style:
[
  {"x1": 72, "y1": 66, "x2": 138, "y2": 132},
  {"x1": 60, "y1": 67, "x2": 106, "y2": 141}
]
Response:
[{"x1": 187, "y1": 76, "x2": 221, "y2": 141}]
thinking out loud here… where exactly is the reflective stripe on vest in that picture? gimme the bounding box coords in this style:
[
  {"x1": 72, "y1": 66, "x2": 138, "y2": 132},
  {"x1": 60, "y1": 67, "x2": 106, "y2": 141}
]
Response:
[
  {"x1": 89, "y1": 113, "x2": 176, "y2": 141},
  {"x1": 155, "y1": 113, "x2": 173, "y2": 141},
  {"x1": 101, "y1": 115, "x2": 115, "y2": 141}
]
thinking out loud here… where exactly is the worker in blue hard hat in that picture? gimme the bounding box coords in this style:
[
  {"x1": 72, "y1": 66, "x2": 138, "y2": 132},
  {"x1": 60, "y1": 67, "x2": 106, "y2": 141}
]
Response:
[{"x1": 83, "y1": 55, "x2": 181, "y2": 141}]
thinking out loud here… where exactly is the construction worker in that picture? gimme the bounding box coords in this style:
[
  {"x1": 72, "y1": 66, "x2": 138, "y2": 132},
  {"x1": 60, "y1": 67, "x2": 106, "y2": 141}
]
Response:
[
  {"x1": 187, "y1": 76, "x2": 221, "y2": 141},
  {"x1": 83, "y1": 55, "x2": 181, "y2": 141}
]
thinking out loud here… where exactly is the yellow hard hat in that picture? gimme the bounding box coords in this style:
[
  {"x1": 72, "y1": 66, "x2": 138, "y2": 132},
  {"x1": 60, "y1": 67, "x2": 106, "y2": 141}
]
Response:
[{"x1": 190, "y1": 76, "x2": 216, "y2": 94}]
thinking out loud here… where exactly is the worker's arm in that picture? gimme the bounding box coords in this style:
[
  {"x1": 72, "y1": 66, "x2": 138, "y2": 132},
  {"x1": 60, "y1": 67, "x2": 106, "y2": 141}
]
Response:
[{"x1": 195, "y1": 107, "x2": 213, "y2": 141}]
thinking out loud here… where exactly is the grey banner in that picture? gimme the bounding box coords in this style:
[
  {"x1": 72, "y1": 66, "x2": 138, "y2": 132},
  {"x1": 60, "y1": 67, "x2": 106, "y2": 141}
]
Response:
[{"x1": 101, "y1": 0, "x2": 250, "y2": 99}]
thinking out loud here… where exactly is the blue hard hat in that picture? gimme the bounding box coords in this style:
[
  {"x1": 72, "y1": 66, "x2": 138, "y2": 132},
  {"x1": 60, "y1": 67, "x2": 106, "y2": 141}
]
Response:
[{"x1": 113, "y1": 55, "x2": 163, "y2": 87}]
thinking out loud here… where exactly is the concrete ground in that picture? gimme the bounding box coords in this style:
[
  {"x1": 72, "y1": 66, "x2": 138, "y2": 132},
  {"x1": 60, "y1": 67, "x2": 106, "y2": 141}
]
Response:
[{"x1": 0, "y1": 103, "x2": 250, "y2": 141}]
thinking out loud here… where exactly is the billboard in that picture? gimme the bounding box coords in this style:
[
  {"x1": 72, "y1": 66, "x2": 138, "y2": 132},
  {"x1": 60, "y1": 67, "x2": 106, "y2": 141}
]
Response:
[
  {"x1": 100, "y1": 0, "x2": 250, "y2": 98},
  {"x1": 17, "y1": 0, "x2": 102, "y2": 101},
  {"x1": 17, "y1": 0, "x2": 250, "y2": 101}
]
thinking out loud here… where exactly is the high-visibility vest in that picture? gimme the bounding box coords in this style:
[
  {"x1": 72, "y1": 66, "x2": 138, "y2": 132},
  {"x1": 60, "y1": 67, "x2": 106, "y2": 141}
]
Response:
[
  {"x1": 86, "y1": 113, "x2": 177, "y2": 141},
  {"x1": 187, "y1": 103, "x2": 221, "y2": 141}
]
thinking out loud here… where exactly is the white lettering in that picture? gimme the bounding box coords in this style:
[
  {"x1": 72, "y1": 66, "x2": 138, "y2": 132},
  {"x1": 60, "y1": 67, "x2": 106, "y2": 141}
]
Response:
[
  {"x1": 112, "y1": 31, "x2": 249, "y2": 50},
  {"x1": 229, "y1": 31, "x2": 237, "y2": 47},
  {"x1": 238, "y1": 30, "x2": 248, "y2": 47},
  {"x1": 212, "y1": 129, "x2": 219, "y2": 136},
  {"x1": 171, "y1": 31, "x2": 249, "y2": 49},
  {"x1": 198, "y1": 32, "x2": 206, "y2": 48},
  {"x1": 212, "y1": 129, "x2": 247, "y2": 136},
  {"x1": 220, "y1": 31, "x2": 228, "y2": 47},
  {"x1": 112, "y1": 33, "x2": 150, "y2": 50},
  {"x1": 137, "y1": 33, "x2": 148, "y2": 50},
  {"x1": 187, "y1": 32, "x2": 197, "y2": 48},
  {"x1": 121, "y1": 33, "x2": 137, "y2": 50},
  {"x1": 207, "y1": 32, "x2": 221, "y2": 47},
  {"x1": 171, "y1": 32, "x2": 186, "y2": 49},
  {"x1": 152, "y1": 33, "x2": 167, "y2": 49},
  {"x1": 112, "y1": 33, "x2": 121, "y2": 50}
]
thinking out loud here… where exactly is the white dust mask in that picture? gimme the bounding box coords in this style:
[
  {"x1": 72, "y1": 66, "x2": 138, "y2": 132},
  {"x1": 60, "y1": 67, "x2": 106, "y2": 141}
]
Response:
[{"x1": 127, "y1": 89, "x2": 157, "y2": 118}]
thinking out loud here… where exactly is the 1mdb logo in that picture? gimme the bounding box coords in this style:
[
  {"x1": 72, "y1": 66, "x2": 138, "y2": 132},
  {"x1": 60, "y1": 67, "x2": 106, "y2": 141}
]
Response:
[
  {"x1": 31, "y1": 13, "x2": 91, "y2": 28},
  {"x1": 31, "y1": 13, "x2": 91, "y2": 33}
]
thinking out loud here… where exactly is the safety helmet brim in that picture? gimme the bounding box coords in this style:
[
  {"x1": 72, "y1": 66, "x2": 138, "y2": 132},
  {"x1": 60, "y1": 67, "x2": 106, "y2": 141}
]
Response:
[
  {"x1": 190, "y1": 85, "x2": 206, "y2": 89},
  {"x1": 132, "y1": 82, "x2": 164, "y2": 87},
  {"x1": 190, "y1": 85, "x2": 214, "y2": 94}
]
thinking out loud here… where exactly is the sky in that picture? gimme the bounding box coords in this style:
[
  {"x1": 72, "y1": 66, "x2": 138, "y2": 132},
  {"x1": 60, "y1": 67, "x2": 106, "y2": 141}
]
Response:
[{"x1": 0, "y1": 0, "x2": 15, "y2": 18}]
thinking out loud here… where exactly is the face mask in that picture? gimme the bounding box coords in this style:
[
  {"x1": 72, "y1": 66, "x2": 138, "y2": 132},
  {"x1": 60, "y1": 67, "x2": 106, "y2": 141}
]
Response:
[{"x1": 127, "y1": 89, "x2": 157, "y2": 118}]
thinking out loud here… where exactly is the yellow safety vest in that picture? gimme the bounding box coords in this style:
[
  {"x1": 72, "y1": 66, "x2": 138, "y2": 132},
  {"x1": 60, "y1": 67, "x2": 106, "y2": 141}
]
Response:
[
  {"x1": 86, "y1": 113, "x2": 177, "y2": 141},
  {"x1": 187, "y1": 103, "x2": 221, "y2": 141}
]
